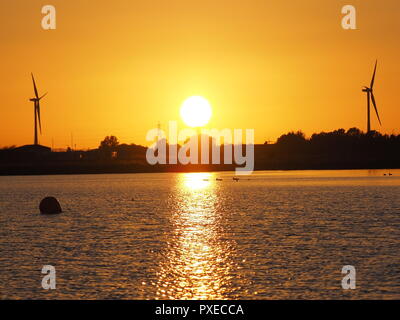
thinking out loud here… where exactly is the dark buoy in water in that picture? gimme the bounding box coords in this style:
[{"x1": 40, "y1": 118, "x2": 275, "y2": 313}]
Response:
[{"x1": 40, "y1": 197, "x2": 62, "y2": 215}]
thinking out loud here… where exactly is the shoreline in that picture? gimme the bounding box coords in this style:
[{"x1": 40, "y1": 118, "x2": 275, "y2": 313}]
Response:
[{"x1": 0, "y1": 165, "x2": 398, "y2": 177}]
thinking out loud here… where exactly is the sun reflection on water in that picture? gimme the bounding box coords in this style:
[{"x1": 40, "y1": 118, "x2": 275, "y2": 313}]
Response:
[
  {"x1": 182, "y1": 172, "x2": 213, "y2": 190},
  {"x1": 155, "y1": 172, "x2": 236, "y2": 299}
]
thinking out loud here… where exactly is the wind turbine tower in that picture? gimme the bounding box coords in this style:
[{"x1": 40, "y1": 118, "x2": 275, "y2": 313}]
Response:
[
  {"x1": 29, "y1": 74, "x2": 47, "y2": 145},
  {"x1": 362, "y1": 61, "x2": 382, "y2": 133}
]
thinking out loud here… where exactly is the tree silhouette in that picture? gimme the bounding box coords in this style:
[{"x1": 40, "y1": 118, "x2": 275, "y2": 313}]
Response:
[
  {"x1": 99, "y1": 136, "x2": 119, "y2": 150},
  {"x1": 276, "y1": 131, "x2": 307, "y2": 151},
  {"x1": 98, "y1": 136, "x2": 119, "y2": 160}
]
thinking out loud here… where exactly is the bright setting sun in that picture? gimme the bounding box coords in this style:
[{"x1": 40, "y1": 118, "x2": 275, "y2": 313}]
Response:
[{"x1": 180, "y1": 96, "x2": 212, "y2": 128}]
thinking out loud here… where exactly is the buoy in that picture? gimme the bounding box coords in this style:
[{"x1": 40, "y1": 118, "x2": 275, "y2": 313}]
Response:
[{"x1": 39, "y1": 197, "x2": 62, "y2": 214}]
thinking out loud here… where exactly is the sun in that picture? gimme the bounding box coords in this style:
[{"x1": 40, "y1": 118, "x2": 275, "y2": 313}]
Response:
[{"x1": 180, "y1": 96, "x2": 212, "y2": 127}]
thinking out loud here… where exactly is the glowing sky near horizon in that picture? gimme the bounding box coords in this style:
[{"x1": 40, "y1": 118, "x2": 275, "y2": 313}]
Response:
[{"x1": 1, "y1": 0, "x2": 400, "y2": 149}]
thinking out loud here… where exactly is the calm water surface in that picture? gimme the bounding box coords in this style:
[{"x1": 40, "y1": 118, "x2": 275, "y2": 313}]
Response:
[{"x1": 0, "y1": 170, "x2": 399, "y2": 299}]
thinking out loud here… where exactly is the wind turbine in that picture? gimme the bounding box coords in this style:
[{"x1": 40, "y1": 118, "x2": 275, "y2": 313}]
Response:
[
  {"x1": 362, "y1": 60, "x2": 381, "y2": 133},
  {"x1": 29, "y1": 73, "x2": 47, "y2": 145}
]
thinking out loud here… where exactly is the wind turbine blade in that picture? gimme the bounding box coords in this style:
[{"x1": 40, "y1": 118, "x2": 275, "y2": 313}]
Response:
[
  {"x1": 371, "y1": 92, "x2": 382, "y2": 125},
  {"x1": 370, "y1": 60, "x2": 377, "y2": 89},
  {"x1": 37, "y1": 103, "x2": 42, "y2": 134},
  {"x1": 39, "y1": 92, "x2": 48, "y2": 100},
  {"x1": 31, "y1": 73, "x2": 39, "y2": 99}
]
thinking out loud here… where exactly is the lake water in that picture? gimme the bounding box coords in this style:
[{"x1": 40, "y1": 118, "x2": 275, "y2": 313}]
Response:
[{"x1": 0, "y1": 170, "x2": 399, "y2": 299}]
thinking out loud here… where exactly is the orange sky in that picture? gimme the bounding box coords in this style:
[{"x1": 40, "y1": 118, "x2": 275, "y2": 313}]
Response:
[{"x1": 1, "y1": 0, "x2": 399, "y2": 149}]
